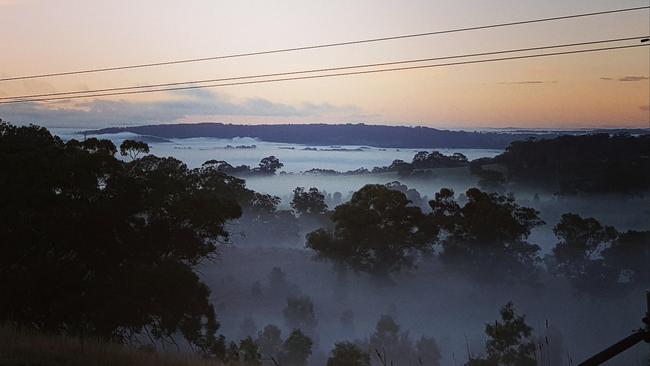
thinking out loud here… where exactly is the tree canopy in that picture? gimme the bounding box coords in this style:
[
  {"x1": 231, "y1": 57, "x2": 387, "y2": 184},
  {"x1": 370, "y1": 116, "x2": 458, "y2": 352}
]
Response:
[
  {"x1": 549, "y1": 213, "x2": 649, "y2": 293},
  {"x1": 430, "y1": 188, "x2": 544, "y2": 282},
  {"x1": 467, "y1": 303, "x2": 536, "y2": 366},
  {"x1": 279, "y1": 329, "x2": 313, "y2": 366},
  {"x1": 306, "y1": 184, "x2": 437, "y2": 276},
  {"x1": 481, "y1": 133, "x2": 650, "y2": 194},
  {"x1": 327, "y1": 342, "x2": 370, "y2": 366},
  {"x1": 0, "y1": 122, "x2": 243, "y2": 354},
  {"x1": 291, "y1": 187, "x2": 328, "y2": 216}
]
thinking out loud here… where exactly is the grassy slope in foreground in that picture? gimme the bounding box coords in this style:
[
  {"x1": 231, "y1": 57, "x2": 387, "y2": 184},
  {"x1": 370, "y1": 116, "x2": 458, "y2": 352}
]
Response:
[{"x1": 0, "y1": 326, "x2": 223, "y2": 366}]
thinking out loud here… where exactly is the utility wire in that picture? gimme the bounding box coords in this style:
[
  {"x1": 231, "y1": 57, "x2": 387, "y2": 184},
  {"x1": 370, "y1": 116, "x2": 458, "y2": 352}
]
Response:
[
  {"x1": 0, "y1": 5, "x2": 647, "y2": 83},
  {"x1": 1, "y1": 43, "x2": 646, "y2": 105},
  {"x1": 1, "y1": 36, "x2": 645, "y2": 101}
]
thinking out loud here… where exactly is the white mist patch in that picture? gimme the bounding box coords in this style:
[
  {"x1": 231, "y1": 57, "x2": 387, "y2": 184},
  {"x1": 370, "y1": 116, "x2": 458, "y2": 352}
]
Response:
[{"x1": 50, "y1": 128, "x2": 502, "y2": 173}]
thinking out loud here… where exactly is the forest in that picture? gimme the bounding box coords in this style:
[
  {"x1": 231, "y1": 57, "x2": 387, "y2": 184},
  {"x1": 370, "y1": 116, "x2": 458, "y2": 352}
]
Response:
[{"x1": 1, "y1": 121, "x2": 648, "y2": 366}]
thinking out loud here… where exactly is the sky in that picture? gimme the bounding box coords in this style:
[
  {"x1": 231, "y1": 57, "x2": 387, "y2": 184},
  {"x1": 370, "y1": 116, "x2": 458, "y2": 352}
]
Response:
[{"x1": 0, "y1": 0, "x2": 649, "y2": 129}]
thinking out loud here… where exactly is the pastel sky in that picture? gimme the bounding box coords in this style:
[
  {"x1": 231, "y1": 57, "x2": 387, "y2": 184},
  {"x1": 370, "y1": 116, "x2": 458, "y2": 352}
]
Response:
[{"x1": 0, "y1": 0, "x2": 648, "y2": 129}]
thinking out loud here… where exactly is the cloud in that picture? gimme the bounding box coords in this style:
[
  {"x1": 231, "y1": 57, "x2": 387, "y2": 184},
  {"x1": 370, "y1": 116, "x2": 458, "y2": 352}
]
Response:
[
  {"x1": 0, "y1": 90, "x2": 363, "y2": 127},
  {"x1": 640, "y1": 105, "x2": 650, "y2": 111},
  {"x1": 496, "y1": 80, "x2": 556, "y2": 85},
  {"x1": 618, "y1": 76, "x2": 649, "y2": 82},
  {"x1": 601, "y1": 76, "x2": 649, "y2": 82}
]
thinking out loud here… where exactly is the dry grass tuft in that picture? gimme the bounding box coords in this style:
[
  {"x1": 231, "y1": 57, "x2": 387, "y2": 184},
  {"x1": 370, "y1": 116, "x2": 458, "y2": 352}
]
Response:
[{"x1": 0, "y1": 326, "x2": 224, "y2": 366}]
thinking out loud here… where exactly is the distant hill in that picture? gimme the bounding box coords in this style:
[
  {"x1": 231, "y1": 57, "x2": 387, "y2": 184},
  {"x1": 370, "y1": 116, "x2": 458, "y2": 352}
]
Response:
[
  {"x1": 88, "y1": 123, "x2": 649, "y2": 149},
  {"x1": 88, "y1": 123, "x2": 556, "y2": 149}
]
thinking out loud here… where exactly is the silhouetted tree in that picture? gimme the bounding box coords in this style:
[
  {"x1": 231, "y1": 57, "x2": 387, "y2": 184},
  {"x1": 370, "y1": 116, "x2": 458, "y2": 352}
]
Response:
[
  {"x1": 255, "y1": 155, "x2": 284, "y2": 174},
  {"x1": 256, "y1": 325, "x2": 283, "y2": 364},
  {"x1": 361, "y1": 314, "x2": 438, "y2": 366},
  {"x1": 239, "y1": 336, "x2": 263, "y2": 366},
  {"x1": 431, "y1": 188, "x2": 543, "y2": 283},
  {"x1": 0, "y1": 122, "x2": 241, "y2": 355},
  {"x1": 550, "y1": 213, "x2": 618, "y2": 291},
  {"x1": 307, "y1": 185, "x2": 437, "y2": 277},
  {"x1": 291, "y1": 187, "x2": 328, "y2": 216},
  {"x1": 467, "y1": 303, "x2": 536, "y2": 366},
  {"x1": 119, "y1": 139, "x2": 150, "y2": 160},
  {"x1": 327, "y1": 342, "x2": 371, "y2": 366},
  {"x1": 202, "y1": 159, "x2": 251, "y2": 176},
  {"x1": 484, "y1": 133, "x2": 650, "y2": 194},
  {"x1": 279, "y1": 329, "x2": 313, "y2": 366},
  {"x1": 411, "y1": 150, "x2": 468, "y2": 169},
  {"x1": 385, "y1": 181, "x2": 427, "y2": 208},
  {"x1": 368, "y1": 315, "x2": 402, "y2": 364},
  {"x1": 225, "y1": 342, "x2": 241, "y2": 364},
  {"x1": 602, "y1": 230, "x2": 650, "y2": 286}
]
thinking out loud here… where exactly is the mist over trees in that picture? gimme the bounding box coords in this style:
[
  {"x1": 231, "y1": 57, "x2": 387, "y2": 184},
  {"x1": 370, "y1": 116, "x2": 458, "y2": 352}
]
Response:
[
  {"x1": 307, "y1": 185, "x2": 437, "y2": 277},
  {"x1": 2, "y1": 121, "x2": 649, "y2": 365},
  {"x1": 467, "y1": 303, "x2": 536, "y2": 366},
  {"x1": 431, "y1": 188, "x2": 544, "y2": 283}
]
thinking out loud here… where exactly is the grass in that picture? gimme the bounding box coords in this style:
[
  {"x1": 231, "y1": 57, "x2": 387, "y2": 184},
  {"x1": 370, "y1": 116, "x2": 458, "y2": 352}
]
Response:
[{"x1": 0, "y1": 326, "x2": 223, "y2": 366}]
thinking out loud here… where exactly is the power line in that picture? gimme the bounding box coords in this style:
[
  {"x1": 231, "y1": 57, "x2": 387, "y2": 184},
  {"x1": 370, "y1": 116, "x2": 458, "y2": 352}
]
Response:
[
  {"x1": 0, "y1": 5, "x2": 647, "y2": 83},
  {"x1": 1, "y1": 43, "x2": 646, "y2": 105},
  {"x1": 1, "y1": 36, "x2": 645, "y2": 101}
]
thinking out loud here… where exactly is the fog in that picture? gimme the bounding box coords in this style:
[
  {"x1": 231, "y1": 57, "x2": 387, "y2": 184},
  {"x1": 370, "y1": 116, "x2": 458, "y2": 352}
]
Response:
[
  {"x1": 50, "y1": 128, "x2": 502, "y2": 173},
  {"x1": 48, "y1": 128, "x2": 650, "y2": 365}
]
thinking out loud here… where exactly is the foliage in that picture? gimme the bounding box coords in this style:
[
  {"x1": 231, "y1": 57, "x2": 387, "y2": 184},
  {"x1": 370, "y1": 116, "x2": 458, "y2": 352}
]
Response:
[
  {"x1": 550, "y1": 213, "x2": 618, "y2": 290},
  {"x1": 278, "y1": 329, "x2": 313, "y2": 366},
  {"x1": 384, "y1": 181, "x2": 427, "y2": 208},
  {"x1": 256, "y1": 325, "x2": 283, "y2": 363},
  {"x1": 255, "y1": 156, "x2": 283, "y2": 175},
  {"x1": 411, "y1": 150, "x2": 469, "y2": 169},
  {"x1": 550, "y1": 213, "x2": 649, "y2": 292},
  {"x1": 371, "y1": 151, "x2": 469, "y2": 175},
  {"x1": 0, "y1": 122, "x2": 242, "y2": 355},
  {"x1": 291, "y1": 187, "x2": 328, "y2": 216},
  {"x1": 430, "y1": 188, "x2": 544, "y2": 282},
  {"x1": 602, "y1": 230, "x2": 650, "y2": 285},
  {"x1": 326, "y1": 342, "x2": 370, "y2": 366},
  {"x1": 119, "y1": 140, "x2": 150, "y2": 160},
  {"x1": 238, "y1": 337, "x2": 262, "y2": 366},
  {"x1": 201, "y1": 155, "x2": 284, "y2": 177},
  {"x1": 307, "y1": 185, "x2": 437, "y2": 276},
  {"x1": 360, "y1": 315, "x2": 441, "y2": 366},
  {"x1": 467, "y1": 303, "x2": 536, "y2": 366},
  {"x1": 487, "y1": 133, "x2": 650, "y2": 194}
]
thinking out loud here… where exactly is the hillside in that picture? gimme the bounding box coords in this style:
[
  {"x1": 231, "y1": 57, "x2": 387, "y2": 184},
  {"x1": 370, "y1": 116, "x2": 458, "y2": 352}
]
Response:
[{"x1": 88, "y1": 123, "x2": 552, "y2": 149}]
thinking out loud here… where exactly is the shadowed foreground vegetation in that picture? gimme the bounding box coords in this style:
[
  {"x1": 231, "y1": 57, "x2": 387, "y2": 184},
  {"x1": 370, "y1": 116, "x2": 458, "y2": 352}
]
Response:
[{"x1": 0, "y1": 326, "x2": 224, "y2": 366}]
